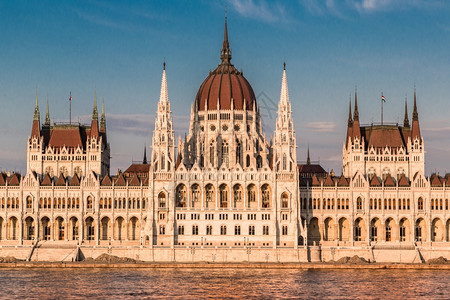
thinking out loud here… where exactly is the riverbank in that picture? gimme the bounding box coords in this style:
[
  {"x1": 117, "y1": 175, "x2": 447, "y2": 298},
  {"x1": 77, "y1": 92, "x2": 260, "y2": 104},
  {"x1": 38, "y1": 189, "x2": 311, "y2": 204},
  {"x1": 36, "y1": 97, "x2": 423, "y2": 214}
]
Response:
[{"x1": 1, "y1": 261, "x2": 450, "y2": 269}]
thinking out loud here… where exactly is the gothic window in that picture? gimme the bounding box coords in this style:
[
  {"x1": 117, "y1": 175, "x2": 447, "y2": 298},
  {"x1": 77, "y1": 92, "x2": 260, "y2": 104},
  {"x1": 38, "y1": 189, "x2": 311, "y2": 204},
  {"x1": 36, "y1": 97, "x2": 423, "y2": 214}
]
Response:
[
  {"x1": 282, "y1": 154, "x2": 287, "y2": 170},
  {"x1": 87, "y1": 196, "x2": 93, "y2": 209},
  {"x1": 263, "y1": 225, "x2": 269, "y2": 235},
  {"x1": 176, "y1": 184, "x2": 187, "y2": 208},
  {"x1": 397, "y1": 168, "x2": 405, "y2": 180},
  {"x1": 236, "y1": 141, "x2": 241, "y2": 164},
  {"x1": 26, "y1": 196, "x2": 33, "y2": 209},
  {"x1": 192, "y1": 225, "x2": 198, "y2": 235},
  {"x1": 282, "y1": 225, "x2": 288, "y2": 235},
  {"x1": 233, "y1": 185, "x2": 242, "y2": 204},
  {"x1": 356, "y1": 197, "x2": 363, "y2": 210},
  {"x1": 159, "y1": 225, "x2": 165, "y2": 235},
  {"x1": 261, "y1": 184, "x2": 270, "y2": 208},
  {"x1": 74, "y1": 166, "x2": 82, "y2": 177},
  {"x1": 281, "y1": 193, "x2": 289, "y2": 208},
  {"x1": 210, "y1": 141, "x2": 215, "y2": 166},
  {"x1": 418, "y1": 197, "x2": 424, "y2": 210},
  {"x1": 247, "y1": 184, "x2": 256, "y2": 204},
  {"x1": 191, "y1": 184, "x2": 200, "y2": 204},
  {"x1": 246, "y1": 155, "x2": 250, "y2": 167},
  {"x1": 222, "y1": 140, "x2": 229, "y2": 167},
  {"x1": 205, "y1": 184, "x2": 214, "y2": 202},
  {"x1": 45, "y1": 166, "x2": 54, "y2": 177},
  {"x1": 158, "y1": 192, "x2": 166, "y2": 208},
  {"x1": 382, "y1": 168, "x2": 390, "y2": 181},
  {"x1": 219, "y1": 184, "x2": 228, "y2": 208},
  {"x1": 368, "y1": 168, "x2": 376, "y2": 180},
  {"x1": 161, "y1": 153, "x2": 165, "y2": 170}
]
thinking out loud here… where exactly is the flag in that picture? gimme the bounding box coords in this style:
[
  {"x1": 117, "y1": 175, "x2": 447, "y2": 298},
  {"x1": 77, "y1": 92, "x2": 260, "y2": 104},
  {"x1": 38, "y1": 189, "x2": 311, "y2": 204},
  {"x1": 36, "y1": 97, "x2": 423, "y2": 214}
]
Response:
[
  {"x1": 69, "y1": 92, "x2": 72, "y2": 101},
  {"x1": 381, "y1": 95, "x2": 386, "y2": 102}
]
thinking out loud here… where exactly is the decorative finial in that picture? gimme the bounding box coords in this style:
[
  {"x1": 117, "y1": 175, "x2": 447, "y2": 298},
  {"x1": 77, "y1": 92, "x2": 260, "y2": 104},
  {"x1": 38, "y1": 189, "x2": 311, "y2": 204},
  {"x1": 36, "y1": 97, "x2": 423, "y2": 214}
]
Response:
[
  {"x1": 283, "y1": 61, "x2": 286, "y2": 70},
  {"x1": 220, "y1": 12, "x2": 231, "y2": 64},
  {"x1": 45, "y1": 99, "x2": 50, "y2": 126},
  {"x1": 307, "y1": 145, "x2": 311, "y2": 165},
  {"x1": 163, "y1": 58, "x2": 166, "y2": 70},
  {"x1": 33, "y1": 87, "x2": 40, "y2": 121}
]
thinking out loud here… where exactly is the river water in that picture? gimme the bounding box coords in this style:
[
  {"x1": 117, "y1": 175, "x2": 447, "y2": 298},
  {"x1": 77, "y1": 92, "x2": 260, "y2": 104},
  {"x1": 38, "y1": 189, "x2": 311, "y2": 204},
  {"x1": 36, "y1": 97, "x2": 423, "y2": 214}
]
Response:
[{"x1": 1, "y1": 268, "x2": 449, "y2": 299}]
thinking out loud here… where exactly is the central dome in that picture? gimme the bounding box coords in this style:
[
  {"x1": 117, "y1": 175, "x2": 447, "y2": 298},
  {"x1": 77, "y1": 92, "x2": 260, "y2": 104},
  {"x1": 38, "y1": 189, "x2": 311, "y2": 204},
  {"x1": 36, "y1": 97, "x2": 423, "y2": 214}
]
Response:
[{"x1": 195, "y1": 19, "x2": 256, "y2": 111}]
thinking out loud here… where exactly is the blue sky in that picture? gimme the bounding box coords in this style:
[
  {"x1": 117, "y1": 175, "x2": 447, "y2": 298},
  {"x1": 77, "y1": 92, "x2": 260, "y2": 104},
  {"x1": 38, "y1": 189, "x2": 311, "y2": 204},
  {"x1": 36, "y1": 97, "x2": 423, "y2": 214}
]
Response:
[{"x1": 1, "y1": 0, "x2": 450, "y2": 175}]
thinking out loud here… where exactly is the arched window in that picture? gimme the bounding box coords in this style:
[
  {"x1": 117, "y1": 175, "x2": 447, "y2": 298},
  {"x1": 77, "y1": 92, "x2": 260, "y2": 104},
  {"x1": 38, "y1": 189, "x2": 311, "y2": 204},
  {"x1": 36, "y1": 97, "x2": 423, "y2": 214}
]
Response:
[
  {"x1": 191, "y1": 184, "x2": 200, "y2": 204},
  {"x1": 87, "y1": 196, "x2": 93, "y2": 209},
  {"x1": 210, "y1": 141, "x2": 215, "y2": 166},
  {"x1": 205, "y1": 185, "x2": 214, "y2": 202},
  {"x1": 158, "y1": 192, "x2": 166, "y2": 208},
  {"x1": 282, "y1": 154, "x2": 287, "y2": 170},
  {"x1": 382, "y1": 168, "x2": 390, "y2": 181},
  {"x1": 418, "y1": 197, "x2": 424, "y2": 210},
  {"x1": 219, "y1": 184, "x2": 228, "y2": 208},
  {"x1": 161, "y1": 153, "x2": 165, "y2": 170},
  {"x1": 256, "y1": 155, "x2": 262, "y2": 169},
  {"x1": 356, "y1": 197, "x2": 363, "y2": 210},
  {"x1": 222, "y1": 140, "x2": 229, "y2": 167},
  {"x1": 246, "y1": 155, "x2": 250, "y2": 167},
  {"x1": 281, "y1": 193, "x2": 289, "y2": 208},
  {"x1": 236, "y1": 141, "x2": 241, "y2": 164},
  {"x1": 26, "y1": 196, "x2": 33, "y2": 209},
  {"x1": 261, "y1": 185, "x2": 270, "y2": 208}
]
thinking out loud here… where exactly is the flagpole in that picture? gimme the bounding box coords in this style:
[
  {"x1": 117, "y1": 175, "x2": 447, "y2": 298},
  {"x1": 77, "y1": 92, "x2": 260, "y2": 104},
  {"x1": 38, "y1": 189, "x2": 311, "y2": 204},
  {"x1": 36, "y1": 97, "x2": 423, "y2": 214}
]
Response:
[
  {"x1": 381, "y1": 92, "x2": 383, "y2": 125},
  {"x1": 69, "y1": 91, "x2": 72, "y2": 124}
]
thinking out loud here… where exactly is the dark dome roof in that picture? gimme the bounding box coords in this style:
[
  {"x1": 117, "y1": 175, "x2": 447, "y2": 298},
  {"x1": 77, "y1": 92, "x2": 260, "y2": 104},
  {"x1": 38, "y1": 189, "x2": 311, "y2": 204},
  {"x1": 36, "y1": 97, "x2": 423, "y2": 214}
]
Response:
[{"x1": 194, "y1": 19, "x2": 256, "y2": 112}]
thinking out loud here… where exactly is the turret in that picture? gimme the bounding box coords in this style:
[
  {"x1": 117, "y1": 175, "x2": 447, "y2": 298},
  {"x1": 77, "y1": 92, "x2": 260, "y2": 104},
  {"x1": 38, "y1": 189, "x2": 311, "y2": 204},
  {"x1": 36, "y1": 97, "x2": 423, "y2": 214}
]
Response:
[
  {"x1": 44, "y1": 100, "x2": 50, "y2": 127},
  {"x1": 352, "y1": 88, "x2": 361, "y2": 139},
  {"x1": 346, "y1": 97, "x2": 353, "y2": 146},
  {"x1": 31, "y1": 89, "x2": 40, "y2": 139},
  {"x1": 91, "y1": 91, "x2": 99, "y2": 138},
  {"x1": 411, "y1": 88, "x2": 421, "y2": 141},
  {"x1": 403, "y1": 97, "x2": 410, "y2": 128}
]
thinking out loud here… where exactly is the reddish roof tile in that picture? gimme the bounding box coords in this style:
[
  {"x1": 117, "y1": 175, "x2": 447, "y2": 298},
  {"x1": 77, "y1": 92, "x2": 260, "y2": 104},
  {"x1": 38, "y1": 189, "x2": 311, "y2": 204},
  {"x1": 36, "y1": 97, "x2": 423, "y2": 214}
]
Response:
[
  {"x1": 69, "y1": 175, "x2": 80, "y2": 186},
  {"x1": 430, "y1": 174, "x2": 443, "y2": 187},
  {"x1": 101, "y1": 175, "x2": 112, "y2": 186},
  {"x1": 7, "y1": 173, "x2": 20, "y2": 186},
  {"x1": 324, "y1": 175, "x2": 334, "y2": 186},
  {"x1": 41, "y1": 174, "x2": 53, "y2": 186},
  {"x1": 370, "y1": 175, "x2": 381, "y2": 187},
  {"x1": 0, "y1": 173, "x2": 6, "y2": 186},
  {"x1": 311, "y1": 174, "x2": 320, "y2": 186},
  {"x1": 384, "y1": 175, "x2": 395, "y2": 187},
  {"x1": 115, "y1": 174, "x2": 126, "y2": 186},
  {"x1": 337, "y1": 175, "x2": 349, "y2": 187},
  {"x1": 398, "y1": 174, "x2": 410, "y2": 187},
  {"x1": 48, "y1": 125, "x2": 84, "y2": 149},
  {"x1": 55, "y1": 173, "x2": 66, "y2": 186},
  {"x1": 128, "y1": 175, "x2": 140, "y2": 186},
  {"x1": 124, "y1": 164, "x2": 150, "y2": 175}
]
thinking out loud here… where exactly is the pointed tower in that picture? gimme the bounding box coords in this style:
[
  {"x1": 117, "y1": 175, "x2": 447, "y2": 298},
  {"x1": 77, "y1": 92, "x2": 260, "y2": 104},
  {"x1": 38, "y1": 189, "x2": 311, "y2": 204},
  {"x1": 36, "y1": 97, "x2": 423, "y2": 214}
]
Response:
[
  {"x1": 273, "y1": 63, "x2": 297, "y2": 172},
  {"x1": 403, "y1": 97, "x2": 410, "y2": 128},
  {"x1": 352, "y1": 87, "x2": 361, "y2": 139},
  {"x1": 306, "y1": 146, "x2": 311, "y2": 165},
  {"x1": 91, "y1": 91, "x2": 99, "y2": 138},
  {"x1": 143, "y1": 145, "x2": 148, "y2": 165},
  {"x1": 28, "y1": 89, "x2": 44, "y2": 175},
  {"x1": 220, "y1": 13, "x2": 232, "y2": 64},
  {"x1": 346, "y1": 97, "x2": 353, "y2": 147},
  {"x1": 44, "y1": 100, "x2": 50, "y2": 127},
  {"x1": 151, "y1": 62, "x2": 175, "y2": 172},
  {"x1": 100, "y1": 98, "x2": 106, "y2": 133},
  {"x1": 411, "y1": 88, "x2": 421, "y2": 141},
  {"x1": 31, "y1": 89, "x2": 40, "y2": 138}
]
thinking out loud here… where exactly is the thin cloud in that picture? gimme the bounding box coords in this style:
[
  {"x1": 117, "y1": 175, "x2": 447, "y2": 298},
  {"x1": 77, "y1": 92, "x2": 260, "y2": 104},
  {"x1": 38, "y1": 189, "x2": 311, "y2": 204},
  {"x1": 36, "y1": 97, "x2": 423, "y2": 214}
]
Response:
[
  {"x1": 227, "y1": 0, "x2": 290, "y2": 23},
  {"x1": 306, "y1": 121, "x2": 337, "y2": 132}
]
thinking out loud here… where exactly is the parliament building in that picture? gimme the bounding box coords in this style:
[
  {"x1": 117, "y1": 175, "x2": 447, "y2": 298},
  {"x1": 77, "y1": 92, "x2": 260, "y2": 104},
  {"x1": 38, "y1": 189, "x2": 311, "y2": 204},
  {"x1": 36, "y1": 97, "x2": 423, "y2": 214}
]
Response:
[{"x1": 0, "y1": 20, "x2": 449, "y2": 263}]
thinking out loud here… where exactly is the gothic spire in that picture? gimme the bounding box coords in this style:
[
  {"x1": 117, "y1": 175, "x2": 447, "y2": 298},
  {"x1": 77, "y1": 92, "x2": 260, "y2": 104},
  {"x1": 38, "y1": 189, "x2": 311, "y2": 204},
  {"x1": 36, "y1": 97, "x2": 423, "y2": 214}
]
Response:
[
  {"x1": 411, "y1": 87, "x2": 421, "y2": 141},
  {"x1": 352, "y1": 87, "x2": 361, "y2": 139},
  {"x1": 307, "y1": 145, "x2": 311, "y2": 165},
  {"x1": 353, "y1": 87, "x2": 359, "y2": 121},
  {"x1": 143, "y1": 144, "x2": 148, "y2": 164},
  {"x1": 220, "y1": 14, "x2": 232, "y2": 64},
  {"x1": 279, "y1": 62, "x2": 290, "y2": 107},
  {"x1": 413, "y1": 87, "x2": 418, "y2": 121},
  {"x1": 31, "y1": 88, "x2": 41, "y2": 138},
  {"x1": 45, "y1": 99, "x2": 50, "y2": 126},
  {"x1": 347, "y1": 96, "x2": 353, "y2": 127},
  {"x1": 403, "y1": 96, "x2": 409, "y2": 128},
  {"x1": 159, "y1": 61, "x2": 169, "y2": 104},
  {"x1": 33, "y1": 88, "x2": 40, "y2": 121},
  {"x1": 91, "y1": 90, "x2": 99, "y2": 138},
  {"x1": 100, "y1": 97, "x2": 106, "y2": 132},
  {"x1": 92, "y1": 89, "x2": 98, "y2": 120}
]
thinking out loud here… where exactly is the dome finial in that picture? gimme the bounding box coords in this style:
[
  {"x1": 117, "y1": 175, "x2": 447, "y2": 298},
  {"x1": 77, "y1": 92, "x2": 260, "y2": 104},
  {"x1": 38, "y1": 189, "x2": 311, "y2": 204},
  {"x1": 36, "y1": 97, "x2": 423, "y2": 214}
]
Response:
[{"x1": 220, "y1": 10, "x2": 232, "y2": 64}]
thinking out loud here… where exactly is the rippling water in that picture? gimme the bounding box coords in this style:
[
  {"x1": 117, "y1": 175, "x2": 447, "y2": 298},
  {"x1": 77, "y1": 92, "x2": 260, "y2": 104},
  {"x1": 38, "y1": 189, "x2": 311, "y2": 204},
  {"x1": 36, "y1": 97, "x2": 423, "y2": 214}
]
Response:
[{"x1": 1, "y1": 268, "x2": 449, "y2": 299}]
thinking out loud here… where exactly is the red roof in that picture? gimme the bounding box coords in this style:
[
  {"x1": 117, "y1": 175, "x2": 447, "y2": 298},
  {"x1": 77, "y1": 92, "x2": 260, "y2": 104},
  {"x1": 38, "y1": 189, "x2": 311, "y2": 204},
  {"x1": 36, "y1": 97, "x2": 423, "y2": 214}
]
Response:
[
  {"x1": 361, "y1": 125, "x2": 409, "y2": 150},
  {"x1": 430, "y1": 174, "x2": 443, "y2": 187},
  {"x1": 398, "y1": 174, "x2": 410, "y2": 187},
  {"x1": 101, "y1": 175, "x2": 112, "y2": 186},
  {"x1": 70, "y1": 175, "x2": 80, "y2": 186},
  {"x1": 55, "y1": 173, "x2": 66, "y2": 186},
  {"x1": 48, "y1": 125, "x2": 85, "y2": 149},
  {"x1": 124, "y1": 164, "x2": 150, "y2": 174},
  {"x1": 195, "y1": 63, "x2": 256, "y2": 111},
  {"x1": 7, "y1": 173, "x2": 20, "y2": 186},
  {"x1": 370, "y1": 176, "x2": 381, "y2": 187},
  {"x1": 384, "y1": 175, "x2": 396, "y2": 187},
  {"x1": 41, "y1": 174, "x2": 52, "y2": 186},
  {"x1": 0, "y1": 173, "x2": 6, "y2": 185},
  {"x1": 337, "y1": 175, "x2": 349, "y2": 187}
]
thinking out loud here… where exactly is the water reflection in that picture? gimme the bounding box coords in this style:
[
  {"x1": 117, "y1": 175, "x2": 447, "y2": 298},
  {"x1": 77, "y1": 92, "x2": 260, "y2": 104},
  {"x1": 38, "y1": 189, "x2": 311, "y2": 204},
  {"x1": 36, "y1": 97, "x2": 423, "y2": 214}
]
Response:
[{"x1": 0, "y1": 268, "x2": 449, "y2": 299}]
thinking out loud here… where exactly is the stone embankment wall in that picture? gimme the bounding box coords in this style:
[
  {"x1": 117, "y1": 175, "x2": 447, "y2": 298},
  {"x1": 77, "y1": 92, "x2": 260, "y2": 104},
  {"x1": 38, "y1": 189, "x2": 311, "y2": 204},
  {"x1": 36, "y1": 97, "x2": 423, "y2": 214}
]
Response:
[{"x1": 1, "y1": 245, "x2": 449, "y2": 263}]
